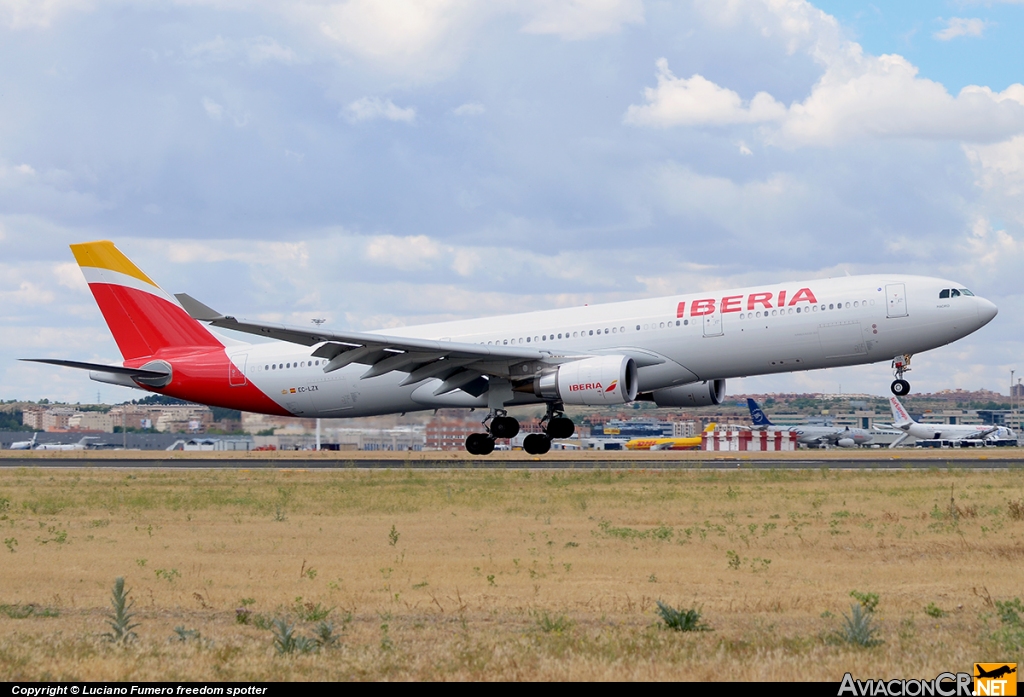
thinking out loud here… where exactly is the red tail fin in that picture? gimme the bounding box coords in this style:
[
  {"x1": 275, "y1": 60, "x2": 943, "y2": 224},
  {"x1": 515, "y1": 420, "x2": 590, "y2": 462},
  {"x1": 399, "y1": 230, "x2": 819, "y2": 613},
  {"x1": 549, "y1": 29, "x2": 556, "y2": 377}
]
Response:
[{"x1": 71, "y1": 241, "x2": 222, "y2": 360}]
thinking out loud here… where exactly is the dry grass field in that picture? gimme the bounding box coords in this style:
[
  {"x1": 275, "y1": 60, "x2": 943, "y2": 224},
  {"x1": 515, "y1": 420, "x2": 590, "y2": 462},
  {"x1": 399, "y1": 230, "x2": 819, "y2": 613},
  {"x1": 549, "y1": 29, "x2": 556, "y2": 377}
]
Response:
[{"x1": 1, "y1": 464, "x2": 1023, "y2": 681}]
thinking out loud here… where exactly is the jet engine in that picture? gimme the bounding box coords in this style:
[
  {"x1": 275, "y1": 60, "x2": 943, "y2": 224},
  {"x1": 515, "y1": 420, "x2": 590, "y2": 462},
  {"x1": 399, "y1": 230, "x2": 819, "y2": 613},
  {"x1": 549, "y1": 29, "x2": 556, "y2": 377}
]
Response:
[
  {"x1": 836, "y1": 438, "x2": 856, "y2": 448},
  {"x1": 531, "y1": 355, "x2": 638, "y2": 405},
  {"x1": 638, "y1": 379, "x2": 725, "y2": 408}
]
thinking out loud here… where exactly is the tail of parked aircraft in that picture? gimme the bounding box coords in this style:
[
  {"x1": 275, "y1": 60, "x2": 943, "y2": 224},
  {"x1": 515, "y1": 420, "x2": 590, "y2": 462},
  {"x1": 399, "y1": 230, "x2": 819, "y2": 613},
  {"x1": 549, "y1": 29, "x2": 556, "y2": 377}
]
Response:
[
  {"x1": 71, "y1": 241, "x2": 223, "y2": 360},
  {"x1": 746, "y1": 398, "x2": 774, "y2": 427},
  {"x1": 888, "y1": 396, "x2": 914, "y2": 428}
]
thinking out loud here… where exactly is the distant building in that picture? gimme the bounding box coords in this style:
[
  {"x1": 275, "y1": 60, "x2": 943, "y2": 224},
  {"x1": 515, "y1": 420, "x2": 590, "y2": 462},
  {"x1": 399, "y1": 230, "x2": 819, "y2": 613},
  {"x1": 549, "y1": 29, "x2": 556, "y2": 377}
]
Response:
[
  {"x1": 68, "y1": 412, "x2": 115, "y2": 433},
  {"x1": 426, "y1": 419, "x2": 478, "y2": 450},
  {"x1": 591, "y1": 419, "x2": 673, "y2": 438}
]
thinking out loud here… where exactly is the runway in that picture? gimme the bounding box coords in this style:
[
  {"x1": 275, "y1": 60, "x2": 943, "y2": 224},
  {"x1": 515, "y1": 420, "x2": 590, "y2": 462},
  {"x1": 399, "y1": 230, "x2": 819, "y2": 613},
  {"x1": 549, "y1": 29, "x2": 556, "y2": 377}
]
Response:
[{"x1": 2, "y1": 450, "x2": 1022, "y2": 469}]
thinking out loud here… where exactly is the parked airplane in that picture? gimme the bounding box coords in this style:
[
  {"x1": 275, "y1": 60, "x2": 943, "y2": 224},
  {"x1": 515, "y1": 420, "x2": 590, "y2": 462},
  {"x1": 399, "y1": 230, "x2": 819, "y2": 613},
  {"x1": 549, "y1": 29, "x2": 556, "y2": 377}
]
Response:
[
  {"x1": 624, "y1": 423, "x2": 716, "y2": 451},
  {"x1": 34, "y1": 436, "x2": 98, "y2": 451},
  {"x1": 886, "y1": 396, "x2": 1014, "y2": 448},
  {"x1": 9, "y1": 432, "x2": 38, "y2": 450},
  {"x1": 746, "y1": 398, "x2": 872, "y2": 447},
  {"x1": 25, "y1": 242, "x2": 998, "y2": 455}
]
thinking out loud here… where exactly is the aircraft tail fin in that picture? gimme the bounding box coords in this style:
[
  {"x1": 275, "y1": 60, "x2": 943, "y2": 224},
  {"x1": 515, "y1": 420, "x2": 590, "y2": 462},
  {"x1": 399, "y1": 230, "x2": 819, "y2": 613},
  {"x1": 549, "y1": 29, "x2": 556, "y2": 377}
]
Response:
[
  {"x1": 71, "y1": 241, "x2": 223, "y2": 361},
  {"x1": 889, "y1": 396, "x2": 914, "y2": 428},
  {"x1": 747, "y1": 398, "x2": 774, "y2": 427},
  {"x1": 703, "y1": 423, "x2": 716, "y2": 433}
]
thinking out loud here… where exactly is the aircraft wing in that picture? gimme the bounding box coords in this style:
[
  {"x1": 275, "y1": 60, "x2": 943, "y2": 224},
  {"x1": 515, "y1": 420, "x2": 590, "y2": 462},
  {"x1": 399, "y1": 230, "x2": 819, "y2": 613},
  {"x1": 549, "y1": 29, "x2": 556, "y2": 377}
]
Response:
[{"x1": 176, "y1": 293, "x2": 588, "y2": 393}]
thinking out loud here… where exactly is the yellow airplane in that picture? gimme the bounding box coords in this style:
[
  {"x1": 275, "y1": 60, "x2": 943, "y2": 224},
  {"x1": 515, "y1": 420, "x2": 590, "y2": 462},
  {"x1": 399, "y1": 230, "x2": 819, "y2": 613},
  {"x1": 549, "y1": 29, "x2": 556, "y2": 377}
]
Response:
[{"x1": 625, "y1": 423, "x2": 716, "y2": 451}]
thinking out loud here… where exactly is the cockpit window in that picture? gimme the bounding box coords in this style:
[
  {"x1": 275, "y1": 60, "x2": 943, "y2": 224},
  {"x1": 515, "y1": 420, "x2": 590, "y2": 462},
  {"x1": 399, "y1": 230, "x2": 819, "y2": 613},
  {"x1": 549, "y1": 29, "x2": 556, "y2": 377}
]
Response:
[
  {"x1": 950, "y1": 289, "x2": 961, "y2": 297},
  {"x1": 960, "y1": 288, "x2": 974, "y2": 296},
  {"x1": 939, "y1": 289, "x2": 949, "y2": 299}
]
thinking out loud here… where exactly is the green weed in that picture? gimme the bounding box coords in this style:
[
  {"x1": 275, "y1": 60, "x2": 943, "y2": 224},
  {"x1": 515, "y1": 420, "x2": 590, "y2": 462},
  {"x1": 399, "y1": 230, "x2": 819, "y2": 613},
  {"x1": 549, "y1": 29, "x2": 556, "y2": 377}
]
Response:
[
  {"x1": 836, "y1": 603, "x2": 881, "y2": 647},
  {"x1": 4, "y1": 537, "x2": 16, "y2": 553},
  {"x1": 850, "y1": 590, "x2": 879, "y2": 613},
  {"x1": 388, "y1": 524, "x2": 400, "y2": 546},
  {"x1": 534, "y1": 611, "x2": 573, "y2": 634},
  {"x1": 0, "y1": 603, "x2": 59, "y2": 619},
  {"x1": 103, "y1": 577, "x2": 139, "y2": 645},
  {"x1": 924, "y1": 602, "x2": 945, "y2": 618},
  {"x1": 655, "y1": 601, "x2": 710, "y2": 632}
]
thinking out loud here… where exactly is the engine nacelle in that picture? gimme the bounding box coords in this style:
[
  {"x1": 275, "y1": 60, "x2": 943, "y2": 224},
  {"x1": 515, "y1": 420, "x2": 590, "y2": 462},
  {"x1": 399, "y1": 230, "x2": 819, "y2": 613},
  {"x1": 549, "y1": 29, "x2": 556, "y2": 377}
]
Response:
[
  {"x1": 836, "y1": 438, "x2": 856, "y2": 448},
  {"x1": 640, "y1": 379, "x2": 725, "y2": 408},
  {"x1": 534, "y1": 356, "x2": 638, "y2": 405}
]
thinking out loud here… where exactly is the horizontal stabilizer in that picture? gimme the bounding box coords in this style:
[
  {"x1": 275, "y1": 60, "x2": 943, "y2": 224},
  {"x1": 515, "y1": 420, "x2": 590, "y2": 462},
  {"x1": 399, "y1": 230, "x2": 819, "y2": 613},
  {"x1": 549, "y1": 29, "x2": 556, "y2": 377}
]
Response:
[
  {"x1": 174, "y1": 293, "x2": 227, "y2": 322},
  {"x1": 20, "y1": 358, "x2": 170, "y2": 378}
]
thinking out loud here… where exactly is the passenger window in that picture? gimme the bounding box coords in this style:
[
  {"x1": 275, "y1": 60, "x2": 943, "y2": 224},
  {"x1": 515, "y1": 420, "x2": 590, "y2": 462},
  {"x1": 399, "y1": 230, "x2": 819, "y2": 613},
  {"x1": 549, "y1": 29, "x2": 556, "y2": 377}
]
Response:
[
  {"x1": 939, "y1": 289, "x2": 950, "y2": 299},
  {"x1": 589, "y1": 330, "x2": 593, "y2": 336},
  {"x1": 636, "y1": 325, "x2": 640, "y2": 331},
  {"x1": 526, "y1": 337, "x2": 530, "y2": 342}
]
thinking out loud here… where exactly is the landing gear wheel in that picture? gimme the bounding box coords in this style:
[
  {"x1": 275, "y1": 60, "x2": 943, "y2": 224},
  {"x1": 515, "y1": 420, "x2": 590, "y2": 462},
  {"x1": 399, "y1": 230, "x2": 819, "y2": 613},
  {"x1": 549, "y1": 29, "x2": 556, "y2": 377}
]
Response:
[
  {"x1": 523, "y1": 433, "x2": 551, "y2": 455},
  {"x1": 465, "y1": 433, "x2": 495, "y2": 455},
  {"x1": 890, "y1": 379, "x2": 910, "y2": 396},
  {"x1": 489, "y1": 416, "x2": 520, "y2": 439},
  {"x1": 545, "y1": 416, "x2": 575, "y2": 439}
]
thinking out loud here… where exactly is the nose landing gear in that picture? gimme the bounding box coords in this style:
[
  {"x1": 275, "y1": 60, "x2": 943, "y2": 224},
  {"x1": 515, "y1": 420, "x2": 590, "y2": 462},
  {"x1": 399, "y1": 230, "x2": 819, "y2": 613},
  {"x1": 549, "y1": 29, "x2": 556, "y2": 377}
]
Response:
[{"x1": 890, "y1": 354, "x2": 912, "y2": 396}]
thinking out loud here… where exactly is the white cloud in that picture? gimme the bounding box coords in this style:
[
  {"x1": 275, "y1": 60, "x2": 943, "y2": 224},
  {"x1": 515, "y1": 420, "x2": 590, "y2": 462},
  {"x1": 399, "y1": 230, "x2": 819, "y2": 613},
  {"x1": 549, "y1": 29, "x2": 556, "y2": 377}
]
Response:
[
  {"x1": 345, "y1": 96, "x2": 416, "y2": 123},
  {"x1": 184, "y1": 35, "x2": 301, "y2": 66},
  {"x1": 364, "y1": 234, "x2": 443, "y2": 269},
  {"x1": 453, "y1": 102, "x2": 485, "y2": 116},
  {"x1": 965, "y1": 134, "x2": 1024, "y2": 198},
  {"x1": 934, "y1": 17, "x2": 988, "y2": 41},
  {"x1": 626, "y1": 19, "x2": 1024, "y2": 145},
  {"x1": 0, "y1": 0, "x2": 91, "y2": 29},
  {"x1": 624, "y1": 58, "x2": 786, "y2": 127},
  {"x1": 519, "y1": 0, "x2": 644, "y2": 40},
  {"x1": 53, "y1": 262, "x2": 88, "y2": 293},
  {"x1": 0, "y1": 280, "x2": 54, "y2": 306},
  {"x1": 778, "y1": 56, "x2": 1024, "y2": 145},
  {"x1": 202, "y1": 97, "x2": 224, "y2": 121}
]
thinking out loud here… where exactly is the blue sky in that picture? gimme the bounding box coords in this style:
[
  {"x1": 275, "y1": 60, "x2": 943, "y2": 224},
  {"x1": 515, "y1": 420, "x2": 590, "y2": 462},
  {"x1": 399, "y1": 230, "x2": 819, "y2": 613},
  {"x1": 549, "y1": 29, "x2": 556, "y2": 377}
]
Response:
[
  {"x1": 1, "y1": 0, "x2": 1023, "y2": 404},
  {"x1": 815, "y1": 1, "x2": 1024, "y2": 92}
]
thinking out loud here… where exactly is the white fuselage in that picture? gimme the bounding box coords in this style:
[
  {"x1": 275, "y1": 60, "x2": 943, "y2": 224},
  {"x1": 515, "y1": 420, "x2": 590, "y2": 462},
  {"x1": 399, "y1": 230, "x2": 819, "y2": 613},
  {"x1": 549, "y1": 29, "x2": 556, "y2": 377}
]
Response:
[
  {"x1": 899, "y1": 422, "x2": 1014, "y2": 442},
  {"x1": 225, "y1": 274, "x2": 997, "y2": 418}
]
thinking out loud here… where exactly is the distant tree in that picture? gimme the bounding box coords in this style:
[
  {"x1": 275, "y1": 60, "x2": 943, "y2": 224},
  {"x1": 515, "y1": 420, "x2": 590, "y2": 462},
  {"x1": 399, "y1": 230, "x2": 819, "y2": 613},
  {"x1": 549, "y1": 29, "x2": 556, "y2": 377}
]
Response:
[
  {"x1": 131, "y1": 394, "x2": 189, "y2": 406},
  {"x1": 210, "y1": 407, "x2": 242, "y2": 422},
  {"x1": 0, "y1": 411, "x2": 33, "y2": 431}
]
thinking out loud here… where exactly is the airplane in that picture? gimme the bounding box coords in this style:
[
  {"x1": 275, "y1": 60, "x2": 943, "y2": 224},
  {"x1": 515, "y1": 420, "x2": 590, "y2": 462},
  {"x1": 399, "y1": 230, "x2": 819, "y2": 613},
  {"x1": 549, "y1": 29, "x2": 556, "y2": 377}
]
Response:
[
  {"x1": 624, "y1": 423, "x2": 716, "y2": 451},
  {"x1": 746, "y1": 398, "x2": 873, "y2": 447},
  {"x1": 33, "y1": 436, "x2": 98, "y2": 451},
  {"x1": 886, "y1": 396, "x2": 1014, "y2": 448},
  {"x1": 24, "y1": 241, "x2": 998, "y2": 456},
  {"x1": 9, "y1": 432, "x2": 38, "y2": 450}
]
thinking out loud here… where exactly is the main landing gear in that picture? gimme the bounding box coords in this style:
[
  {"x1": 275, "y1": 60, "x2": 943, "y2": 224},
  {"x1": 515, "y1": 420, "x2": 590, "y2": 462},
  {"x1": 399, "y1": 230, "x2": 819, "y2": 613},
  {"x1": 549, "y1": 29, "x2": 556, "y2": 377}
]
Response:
[
  {"x1": 464, "y1": 410, "x2": 520, "y2": 456},
  {"x1": 462, "y1": 405, "x2": 577, "y2": 456},
  {"x1": 890, "y1": 354, "x2": 912, "y2": 396},
  {"x1": 523, "y1": 405, "x2": 576, "y2": 456}
]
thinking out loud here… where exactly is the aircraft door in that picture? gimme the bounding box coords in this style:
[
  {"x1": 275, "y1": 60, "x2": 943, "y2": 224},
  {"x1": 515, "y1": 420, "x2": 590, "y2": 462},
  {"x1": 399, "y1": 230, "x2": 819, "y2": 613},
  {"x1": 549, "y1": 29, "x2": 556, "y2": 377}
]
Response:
[
  {"x1": 703, "y1": 308, "x2": 723, "y2": 337},
  {"x1": 885, "y1": 284, "x2": 908, "y2": 318},
  {"x1": 228, "y1": 353, "x2": 247, "y2": 387}
]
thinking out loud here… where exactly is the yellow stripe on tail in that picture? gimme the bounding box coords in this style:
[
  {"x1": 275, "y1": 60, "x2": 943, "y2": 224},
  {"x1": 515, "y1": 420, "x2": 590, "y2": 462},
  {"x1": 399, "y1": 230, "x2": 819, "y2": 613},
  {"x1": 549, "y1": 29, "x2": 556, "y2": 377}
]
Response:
[{"x1": 70, "y1": 240, "x2": 158, "y2": 287}]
